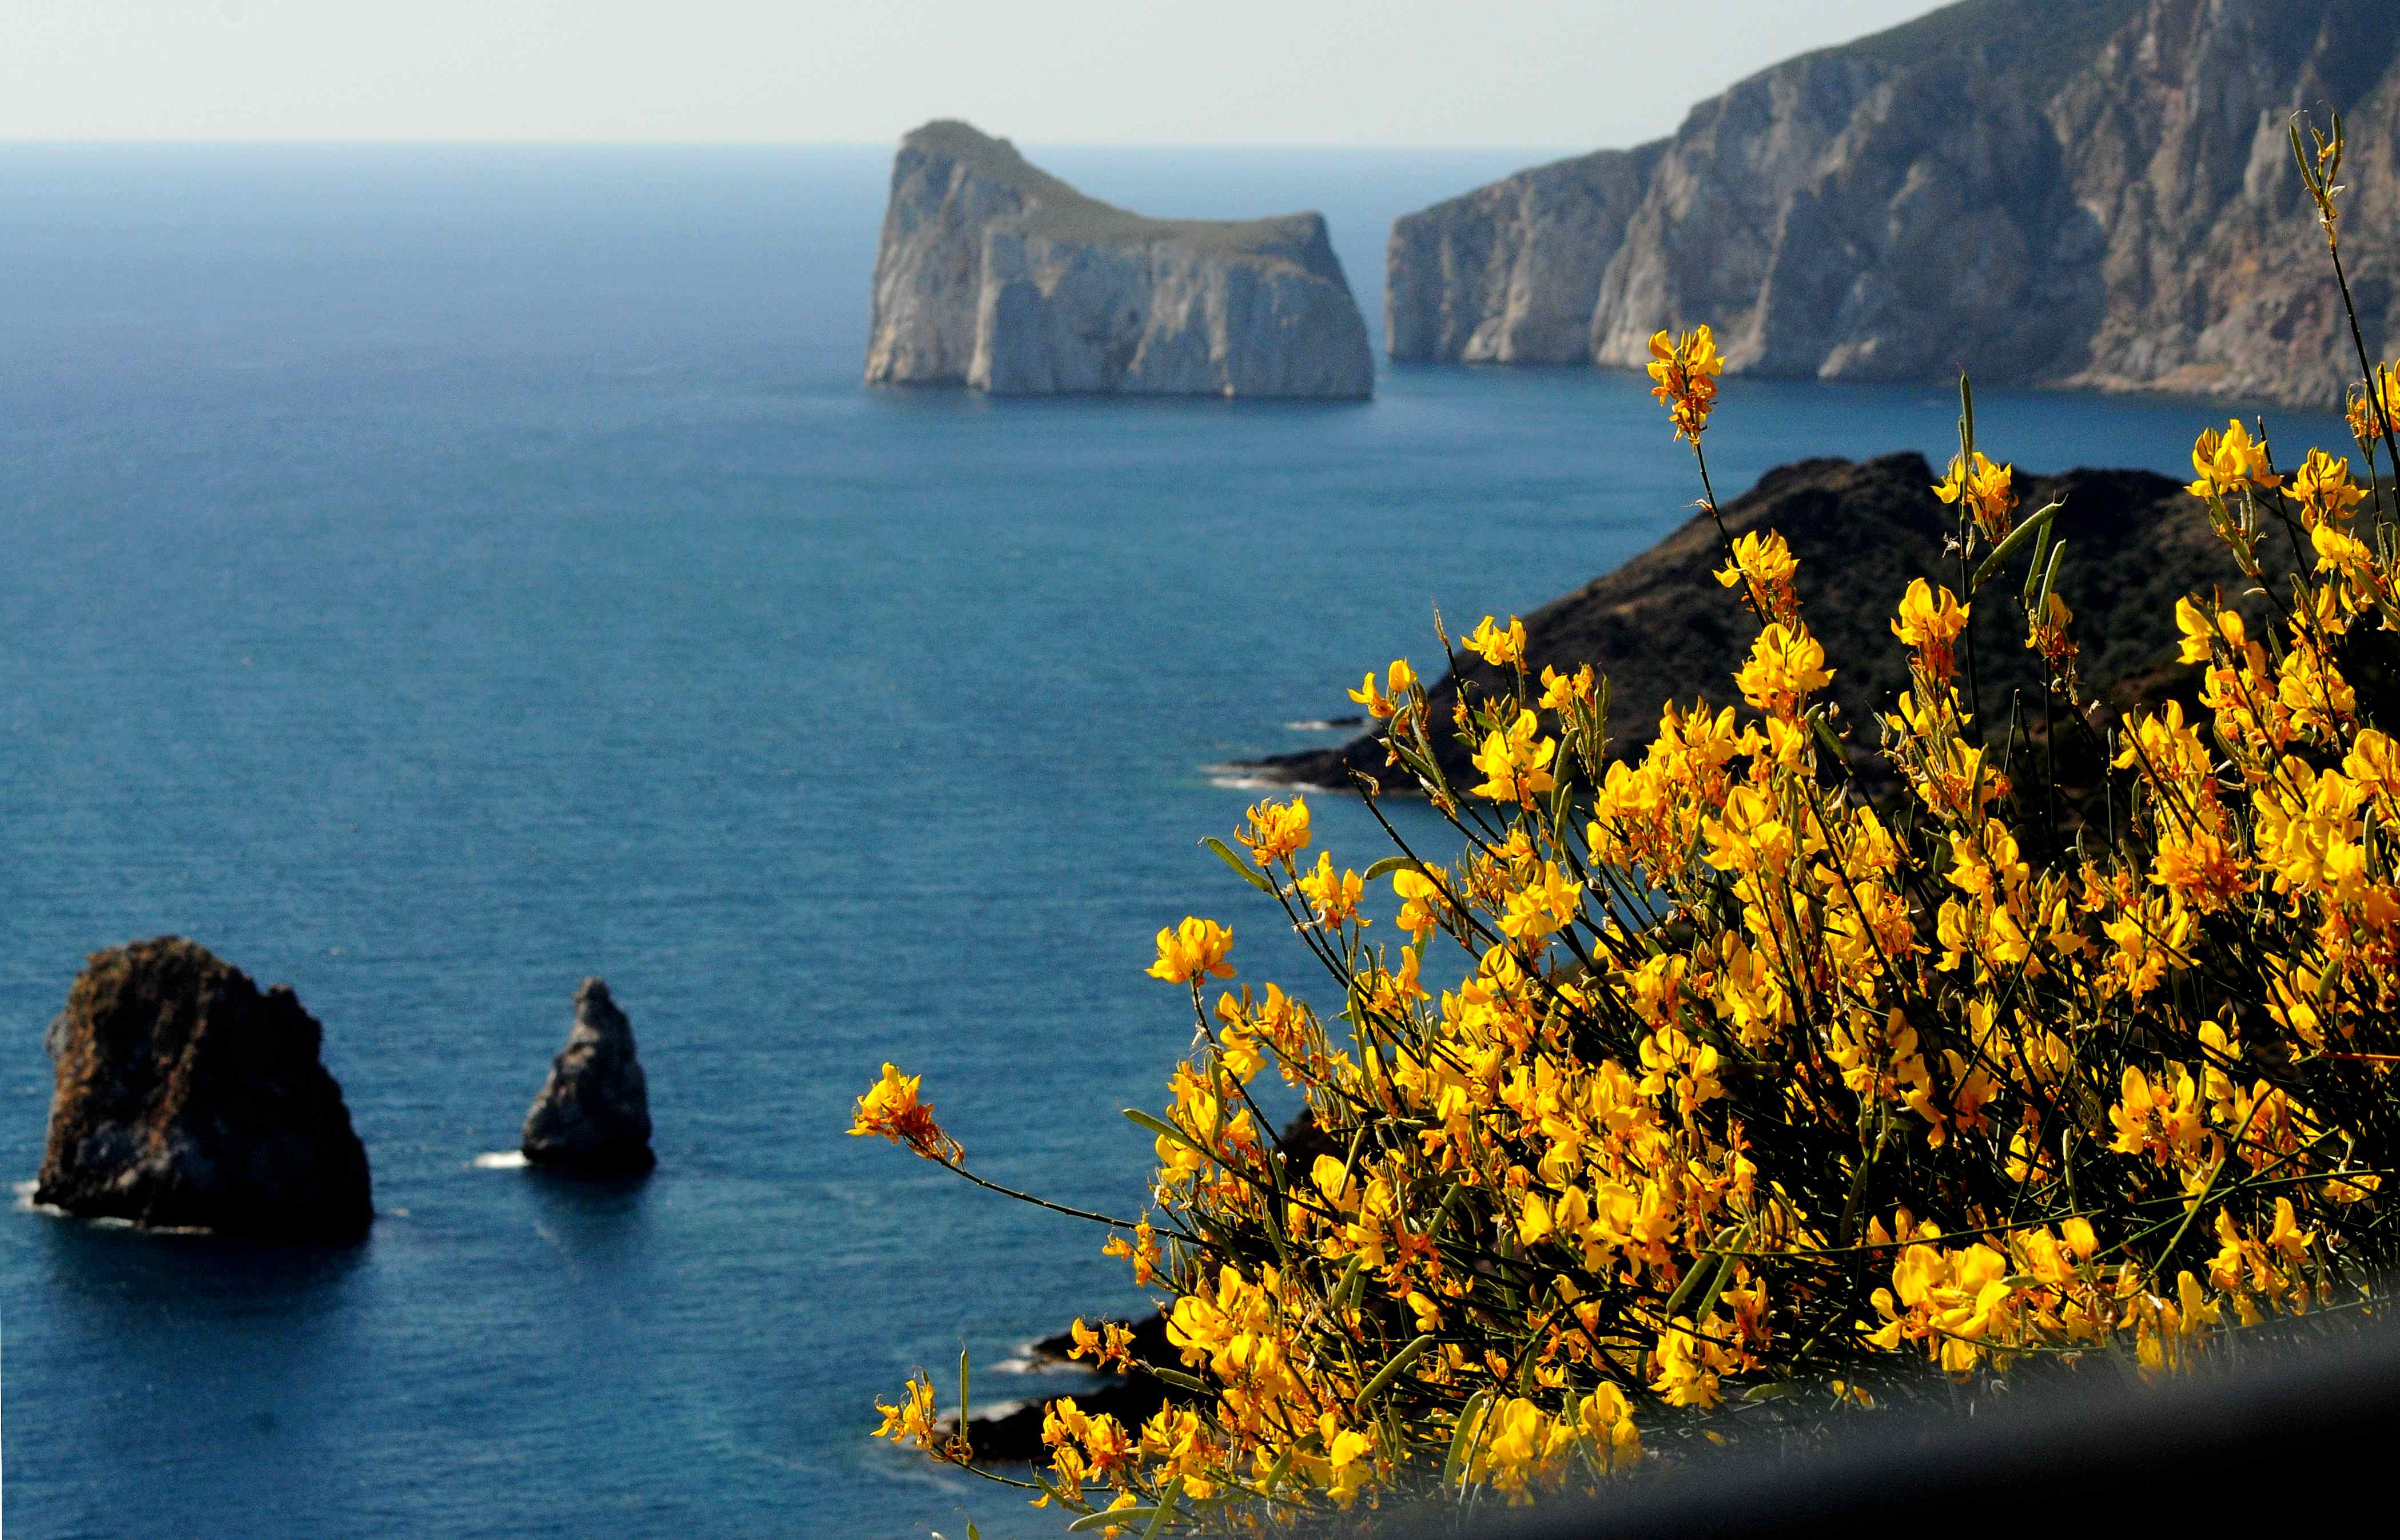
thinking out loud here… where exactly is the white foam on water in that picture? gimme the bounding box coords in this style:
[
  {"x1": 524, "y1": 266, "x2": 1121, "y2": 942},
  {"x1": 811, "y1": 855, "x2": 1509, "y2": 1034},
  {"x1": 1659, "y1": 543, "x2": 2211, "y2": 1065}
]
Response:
[
  {"x1": 471, "y1": 1151, "x2": 530, "y2": 1169},
  {"x1": 1203, "y1": 766, "x2": 1337, "y2": 792},
  {"x1": 1282, "y1": 718, "x2": 1359, "y2": 732},
  {"x1": 13, "y1": 1184, "x2": 67, "y2": 1219}
]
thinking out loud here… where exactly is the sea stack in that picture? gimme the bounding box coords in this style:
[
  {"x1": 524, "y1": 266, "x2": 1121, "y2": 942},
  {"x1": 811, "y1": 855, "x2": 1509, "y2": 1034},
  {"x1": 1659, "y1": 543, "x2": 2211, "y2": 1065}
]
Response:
[
  {"x1": 34, "y1": 937, "x2": 373, "y2": 1241},
  {"x1": 865, "y1": 120, "x2": 1375, "y2": 399},
  {"x1": 520, "y1": 978, "x2": 654, "y2": 1174}
]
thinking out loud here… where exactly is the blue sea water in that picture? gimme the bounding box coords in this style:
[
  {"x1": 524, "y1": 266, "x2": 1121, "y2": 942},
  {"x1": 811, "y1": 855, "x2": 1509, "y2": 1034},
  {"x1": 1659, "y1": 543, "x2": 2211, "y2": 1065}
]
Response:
[{"x1": 0, "y1": 144, "x2": 2351, "y2": 1539}]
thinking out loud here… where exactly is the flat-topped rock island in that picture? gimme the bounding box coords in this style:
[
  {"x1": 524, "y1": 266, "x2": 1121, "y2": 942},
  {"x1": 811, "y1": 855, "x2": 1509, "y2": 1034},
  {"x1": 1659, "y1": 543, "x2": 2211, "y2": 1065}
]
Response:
[{"x1": 865, "y1": 120, "x2": 1374, "y2": 399}]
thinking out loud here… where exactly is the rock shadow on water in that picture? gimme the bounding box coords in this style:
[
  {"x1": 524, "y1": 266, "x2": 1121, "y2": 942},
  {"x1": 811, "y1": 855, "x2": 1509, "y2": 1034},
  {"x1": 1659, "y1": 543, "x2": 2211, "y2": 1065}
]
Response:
[{"x1": 21, "y1": 1177, "x2": 370, "y2": 1306}]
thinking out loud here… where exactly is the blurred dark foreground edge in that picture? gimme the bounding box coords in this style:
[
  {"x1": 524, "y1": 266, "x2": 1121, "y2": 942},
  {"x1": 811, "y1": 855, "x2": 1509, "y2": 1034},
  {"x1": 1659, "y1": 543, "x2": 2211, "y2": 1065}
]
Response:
[{"x1": 1353, "y1": 1314, "x2": 2400, "y2": 1538}]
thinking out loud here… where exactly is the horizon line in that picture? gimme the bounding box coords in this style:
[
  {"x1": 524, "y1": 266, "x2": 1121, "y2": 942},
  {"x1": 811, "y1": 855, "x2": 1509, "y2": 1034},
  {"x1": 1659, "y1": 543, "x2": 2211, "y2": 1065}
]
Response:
[{"x1": 0, "y1": 136, "x2": 1594, "y2": 154}]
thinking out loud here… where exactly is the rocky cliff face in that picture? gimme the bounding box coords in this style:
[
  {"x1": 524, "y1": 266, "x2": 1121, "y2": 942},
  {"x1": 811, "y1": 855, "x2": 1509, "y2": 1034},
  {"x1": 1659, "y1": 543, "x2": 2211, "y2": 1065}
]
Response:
[
  {"x1": 866, "y1": 121, "x2": 1374, "y2": 399},
  {"x1": 522, "y1": 977, "x2": 654, "y2": 1174},
  {"x1": 1389, "y1": 0, "x2": 2400, "y2": 407},
  {"x1": 34, "y1": 937, "x2": 373, "y2": 1241},
  {"x1": 1385, "y1": 144, "x2": 1663, "y2": 365}
]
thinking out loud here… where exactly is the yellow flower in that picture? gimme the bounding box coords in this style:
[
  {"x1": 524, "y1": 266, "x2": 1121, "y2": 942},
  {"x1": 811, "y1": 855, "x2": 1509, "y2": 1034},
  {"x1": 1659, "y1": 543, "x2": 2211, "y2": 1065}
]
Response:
[
  {"x1": 1714, "y1": 529, "x2": 1798, "y2": 622},
  {"x1": 1469, "y1": 709, "x2": 1558, "y2": 805},
  {"x1": 2314, "y1": 521, "x2": 2374, "y2": 579},
  {"x1": 2348, "y1": 364, "x2": 2399, "y2": 447},
  {"x1": 2289, "y1": 447, "x2": 2365, "y2": 525},
  {"x1": 1297, "y1": 852, "x2": 1367, "y2": 928},
  {"x1": 1499, "y1": 861, "x2": 1582, "y2": 944},
  {"x1": 1464, "y1": 615, "x2": 1529, "y2": 668},
  {"x1": 1346, "y1": 659, "x2": 1419, "y2": 720},
  {"x1": 1890, "y1": 578, "x2": 1970, "y2": 681},
  {"x1": 1101, "y1": 1220, "x2": 1161, "y2": 1286},
  {"x1": 2109, "y1": 1064, "x2": 2207, "y2": 1170},
  {"x1": 1537, "y1": 662, "x2": 1595, "y2": 712},
  {"x1": 1391, "y1": 865, "x2": 1448, "y2": 940},
  {"x1": 849, "y1": 1063, "x2": 962, "y2": 1163},
  {"x1": 2173, "y1": 595, "x2": 2246, "y2": 666},
  {"x1": 1647, "y1": 324, "x2": 1723, "y2": 443},
  {"x1": 1236, "y1": 796, "x2": 1312, "y2": 867},
  {"x1": 2021, "y1": 588, "x2": 2074, "y2": 661},
  {"x1": 1149, "y1": 917, "x2": 1236, "y2": 984},
  {"x1": 1575, "y1": 1384, "x2": 1641, "y2": 1470},
  {"x1": 2185, "y1": 418, "x2": 2281, "y2": 500},
  {"x1": 1933, "y1": 451, "x2": 2017, "y2": 538},
  {"x1": 1650, "y1": 1317, "x2": 1726, "y2": 1408},
  {"x1": 873, "y1": 1372, "x2": 942, "y2": 1451},
  {"x1": 1734, "y1": 622, "x2": 1833, "y2": 717}
]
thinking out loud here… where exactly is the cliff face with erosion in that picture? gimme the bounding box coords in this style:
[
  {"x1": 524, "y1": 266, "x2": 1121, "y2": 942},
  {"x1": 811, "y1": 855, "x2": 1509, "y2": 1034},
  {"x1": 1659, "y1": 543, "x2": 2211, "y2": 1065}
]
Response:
[
  {"x1": 866, "y1": 121, "x2": 1375, "y2": 399},
  {"x1": 1388, "y1": 0, "x2": 2400, "y2": 407}
]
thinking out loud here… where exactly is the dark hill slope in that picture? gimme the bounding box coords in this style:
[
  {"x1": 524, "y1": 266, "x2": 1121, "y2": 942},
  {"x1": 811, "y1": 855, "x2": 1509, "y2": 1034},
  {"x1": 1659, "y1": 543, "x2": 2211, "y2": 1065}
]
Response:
[{"x1": 1248, "y1": 454, "x2": 2275, "y2": 791}]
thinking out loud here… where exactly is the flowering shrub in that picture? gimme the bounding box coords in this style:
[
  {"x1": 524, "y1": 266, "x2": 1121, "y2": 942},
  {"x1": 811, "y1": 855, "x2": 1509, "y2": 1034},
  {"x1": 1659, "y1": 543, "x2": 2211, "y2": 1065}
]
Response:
[{"x1": 855, "y1": 114, "x2": 2400, "y2": 1532}]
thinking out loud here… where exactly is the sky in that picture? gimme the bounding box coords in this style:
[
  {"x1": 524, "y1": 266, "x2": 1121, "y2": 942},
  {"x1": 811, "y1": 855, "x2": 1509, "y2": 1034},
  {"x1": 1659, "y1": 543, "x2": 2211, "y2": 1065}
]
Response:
[{"x1": 2, "y1": 1, "x2": 1948, "y2": 148}]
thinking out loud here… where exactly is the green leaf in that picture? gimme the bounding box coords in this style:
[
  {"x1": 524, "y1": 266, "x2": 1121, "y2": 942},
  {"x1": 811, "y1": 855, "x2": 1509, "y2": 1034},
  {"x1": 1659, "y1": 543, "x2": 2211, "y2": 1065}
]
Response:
[
  {"x1": 1334, "y1": 1253, "x2": 1367, "y2": 1312},
  {"x1": 2033, "y1": 539, "x2": 2068, "y2": 619},
  {"x1": 1810, "y1": 712, "x2": 1845, "y2": 764},
  {"x1": 1124, "y1": 1108, "x2": 1205, "y2": 1156},
  {"x1": 1141, "y1": 1478, "x2": 1184, "y2": 1540},
  {"x1": 1354, "y1": 1332, "x2": 1435, "y2": 1407},
  {"x1": 1363, "y1": 855, "x2": 1424, "y2": 883},
  {"x1": 1068, "y1": 1510, "x2": 1151, "y2": 1533},
  {"x1": 1201, "y1": 837, "x2": 1273, "y2": 893},
  {"x1": 1658, "y1": 1251, "x2": 1717, "y2": 1323},
  {"x1": 2022, "y1": 508, "x2": 2058, "y2": 607},
  {"x1": 1691, "y1": 1249, "x2": 1740, "y2": 1324},
  {"x1": 1968, "y1": 499, "x2": 2061, "y2": 592},
  {"x1": 1143, "y1": 1363, "x2": 1209, "y2": 1395},
  {"x1": 958, "y1": 1349, "x2": 972, "y2": 1442},
  {"x1": 1443, "y1": 1388, "x2": 1494, "y2": 1488}
]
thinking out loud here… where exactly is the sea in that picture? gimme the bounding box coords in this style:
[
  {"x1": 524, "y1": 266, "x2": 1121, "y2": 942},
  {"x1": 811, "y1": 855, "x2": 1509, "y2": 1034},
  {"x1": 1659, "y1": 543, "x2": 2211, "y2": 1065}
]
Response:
[{"x1": 0, "y1": 143, "x2": 2353, "y2": 1539}]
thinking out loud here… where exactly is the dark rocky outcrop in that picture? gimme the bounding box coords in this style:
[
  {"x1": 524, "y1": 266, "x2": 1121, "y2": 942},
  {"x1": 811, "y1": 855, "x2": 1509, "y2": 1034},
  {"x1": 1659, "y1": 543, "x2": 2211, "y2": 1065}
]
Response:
[
  {"x1": 961, "y1": 1311, "x2": 1182, "y2": 1462},
  {"x1": 34, "y1": 937, "x2": 372, "y2": 1241},
  {"x1": 867, "y1": 120, "x2": 1375, "y2": 399},
  {"x1": 521, "y1": 978, "x2": 654, "y2": 1174},
  {"x1": 960, "y1": 1111, "x2": 1327, "y2": 1461},
  {"x1": 1388, "y1": 0, "x2": 2400, "y2": 409},
  {"x1": 1247, "y1": 453, "x2": 2281, "y2": 792}
]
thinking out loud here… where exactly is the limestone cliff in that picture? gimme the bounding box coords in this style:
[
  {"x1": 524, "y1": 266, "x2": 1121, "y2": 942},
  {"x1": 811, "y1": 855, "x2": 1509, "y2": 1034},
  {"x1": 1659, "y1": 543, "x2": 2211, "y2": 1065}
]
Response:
[
  {"x1": 866, "y1": 121, "x2": 1374, "y2": 399},
  {"x1": 1385, "y1": 144, "x2": 1663, "y2": 364},
  {"x1": 1388, "y1": 0, "x2": 2400, "y2": 408}
]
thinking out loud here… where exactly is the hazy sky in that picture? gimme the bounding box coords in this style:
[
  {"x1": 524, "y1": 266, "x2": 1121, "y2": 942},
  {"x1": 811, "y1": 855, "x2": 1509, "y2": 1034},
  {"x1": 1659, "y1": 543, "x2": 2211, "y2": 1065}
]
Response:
[{"x1": 4, "y1": 1, "x2": 1947, "y2": 148}]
